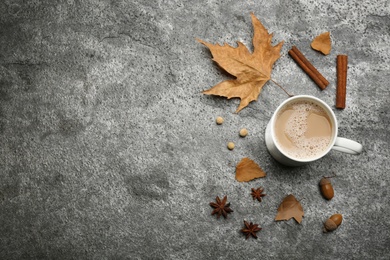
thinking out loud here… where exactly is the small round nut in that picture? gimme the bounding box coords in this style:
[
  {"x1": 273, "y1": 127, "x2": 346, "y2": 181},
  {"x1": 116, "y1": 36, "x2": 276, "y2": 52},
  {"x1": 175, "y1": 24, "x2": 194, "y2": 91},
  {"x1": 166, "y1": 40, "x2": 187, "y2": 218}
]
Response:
[
  {"x1": 227, "y1": 142, "x2": 235, "y2": 150},
  {"x1": 329, "y1": 214, "x2": 343, "y2": 226},
  {"x1": 323, "y1": 219, "x2": 338, "y2": 232},
  {"x1": 319, "y1": 177, "x2": 334, "y2": 200},
  {"x1": 216, "y1": 116, "x2": 224, "y2": 125},
  {"x1": 239, "y1": 128, "x2": 248, "y2": 137}
]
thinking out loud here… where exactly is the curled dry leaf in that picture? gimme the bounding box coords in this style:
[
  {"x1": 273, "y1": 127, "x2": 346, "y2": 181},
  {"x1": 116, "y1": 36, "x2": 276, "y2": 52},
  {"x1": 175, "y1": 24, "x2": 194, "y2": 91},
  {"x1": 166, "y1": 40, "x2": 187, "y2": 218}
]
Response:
[
  {"x1": 197, "y1": 13, "x2": 284, "y2": 113},
  {"x1": 235, "y1": 157, "x2": 266, "y2": 182},
  {"x1": 311, "y1": 32, "x2": 331, "y2": 55},
  {"x1": 275, "y1": 194, "x2": 304, "y2": 224}
]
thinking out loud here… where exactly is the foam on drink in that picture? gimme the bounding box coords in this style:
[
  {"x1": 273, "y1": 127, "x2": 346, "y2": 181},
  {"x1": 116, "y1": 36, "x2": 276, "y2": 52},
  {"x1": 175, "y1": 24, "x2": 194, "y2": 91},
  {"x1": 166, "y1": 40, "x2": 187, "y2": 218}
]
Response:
[{"x1": 274, "y1": 100, "x2": 332, "y2": 159}]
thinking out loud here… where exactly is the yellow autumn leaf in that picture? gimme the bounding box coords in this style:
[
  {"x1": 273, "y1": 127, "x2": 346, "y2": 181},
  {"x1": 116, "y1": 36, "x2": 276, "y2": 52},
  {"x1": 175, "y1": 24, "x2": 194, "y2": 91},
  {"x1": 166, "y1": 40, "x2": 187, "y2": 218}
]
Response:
[{"x1": 197, "y1": 13, "x2": 284, "y2": 113}]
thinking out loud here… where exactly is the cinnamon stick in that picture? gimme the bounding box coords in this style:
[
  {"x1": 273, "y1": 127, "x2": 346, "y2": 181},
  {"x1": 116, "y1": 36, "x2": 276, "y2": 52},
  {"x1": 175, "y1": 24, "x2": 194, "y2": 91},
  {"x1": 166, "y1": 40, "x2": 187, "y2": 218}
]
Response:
[
  {"x1": 336, "y1": 55, "x2": 348, "y2": 109},
  {"x1": 288, "y1": 46, "x2": 329, "y2": 90}
]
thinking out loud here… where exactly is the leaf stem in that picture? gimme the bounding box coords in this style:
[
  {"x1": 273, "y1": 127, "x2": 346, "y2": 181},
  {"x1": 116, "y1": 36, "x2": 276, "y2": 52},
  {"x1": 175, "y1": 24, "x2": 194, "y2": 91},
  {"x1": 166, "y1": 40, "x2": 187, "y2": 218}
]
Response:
[{"x1": 270, "y1": 78, "x2": 294, "y2": 97}]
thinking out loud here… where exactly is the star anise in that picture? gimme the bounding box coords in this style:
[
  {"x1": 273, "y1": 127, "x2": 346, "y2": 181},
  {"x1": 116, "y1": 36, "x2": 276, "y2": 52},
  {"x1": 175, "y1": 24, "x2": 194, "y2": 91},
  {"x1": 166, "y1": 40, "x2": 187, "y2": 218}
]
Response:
[
  {"x1": 241, "y1": 220, "x2": 262, "y2": 239},
  {"x1": 209, "y1": 195, "x2": 233, "y2": 219},
  {"x1": 251, "y1": 187, "x2": 266, "y2": 202}
]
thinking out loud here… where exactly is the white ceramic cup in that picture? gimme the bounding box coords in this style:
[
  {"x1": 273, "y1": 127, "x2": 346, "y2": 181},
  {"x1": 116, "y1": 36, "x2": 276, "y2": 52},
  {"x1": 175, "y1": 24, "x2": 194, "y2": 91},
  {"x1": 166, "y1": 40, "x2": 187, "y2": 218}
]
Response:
[{"x1": 265, "y1": 95, "x2": 363, "y2": 166}]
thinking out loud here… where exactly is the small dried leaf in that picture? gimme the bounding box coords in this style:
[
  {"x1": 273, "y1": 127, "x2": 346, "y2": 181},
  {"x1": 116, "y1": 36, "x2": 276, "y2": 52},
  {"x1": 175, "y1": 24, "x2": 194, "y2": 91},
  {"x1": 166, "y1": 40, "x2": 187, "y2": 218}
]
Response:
[
  {"x1": 275, "y1": 194, "x2": 304, "y2": 224},
  {"x1": 235, "y1": 157, "x2": 266, "y2": 182},
  {"x1": 311, "y1": 32, "x2": 331, "y2": 55}
]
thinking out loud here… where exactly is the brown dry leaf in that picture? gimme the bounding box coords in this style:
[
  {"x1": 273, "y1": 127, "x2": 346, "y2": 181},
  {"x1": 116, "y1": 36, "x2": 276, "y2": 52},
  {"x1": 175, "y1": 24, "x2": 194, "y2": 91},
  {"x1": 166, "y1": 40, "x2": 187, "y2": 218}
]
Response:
[
  {"x1": 275, "y1": 194, "x2": 304, "y2": 224},
  {"x1": 311, "y1": 32, "x2": 331, "y2": 55},
  {"x1": 197, "y1": 13, "x2": 284, "y2": 113},
  {"x1": 235, "y1": 157, "x2": 266, "y2": 182}
]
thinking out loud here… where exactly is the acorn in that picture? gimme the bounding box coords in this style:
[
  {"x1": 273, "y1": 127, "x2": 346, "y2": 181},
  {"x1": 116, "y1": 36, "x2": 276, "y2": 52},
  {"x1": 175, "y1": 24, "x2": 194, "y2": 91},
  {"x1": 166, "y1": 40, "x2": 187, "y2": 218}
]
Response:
[
  {"x1": 323, "y1": 214, "x2": 343, "y2": 232},
  {"x1": 319, "y1": 176, "x2": 334, "y2": 200}
]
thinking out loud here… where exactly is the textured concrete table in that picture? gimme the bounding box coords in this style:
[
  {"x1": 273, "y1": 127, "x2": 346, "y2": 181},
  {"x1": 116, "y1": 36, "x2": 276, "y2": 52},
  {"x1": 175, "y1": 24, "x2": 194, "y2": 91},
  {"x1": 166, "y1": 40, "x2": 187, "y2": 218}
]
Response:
[{"x1": 0, "y1": 0, "x2": 389, "y2": 259}]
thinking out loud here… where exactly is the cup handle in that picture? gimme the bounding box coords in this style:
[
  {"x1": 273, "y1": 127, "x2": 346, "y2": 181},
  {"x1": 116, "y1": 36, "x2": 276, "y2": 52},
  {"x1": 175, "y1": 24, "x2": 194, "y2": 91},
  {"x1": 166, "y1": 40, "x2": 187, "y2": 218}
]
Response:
[{"x1": 332, "y1": 137, "x2": 363, "y2": 154}]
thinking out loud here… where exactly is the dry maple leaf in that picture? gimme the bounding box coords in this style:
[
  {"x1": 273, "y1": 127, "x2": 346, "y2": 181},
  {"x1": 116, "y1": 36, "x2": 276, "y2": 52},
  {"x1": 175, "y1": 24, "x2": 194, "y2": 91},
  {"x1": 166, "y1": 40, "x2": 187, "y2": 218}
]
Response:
[
  {"x1": 197, "y1": 13, "x2": 284, "y2": 113},
  {"x1": 235, "y1": 157, "x2": 266, "y2": 182},
  {"x1": 311, "y1": 32, "x2": 331, "y2": 55},
  {"x1": 275, "y1": 194, "x2": 304, "y2": 224}
]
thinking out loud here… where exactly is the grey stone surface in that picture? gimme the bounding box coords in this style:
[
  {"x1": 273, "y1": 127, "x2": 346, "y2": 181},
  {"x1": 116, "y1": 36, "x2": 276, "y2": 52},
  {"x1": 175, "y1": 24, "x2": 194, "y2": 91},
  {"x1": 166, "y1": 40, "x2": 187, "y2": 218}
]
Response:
[{"x1": 0, "y1": 0, "x2": 389, "y2": 259}]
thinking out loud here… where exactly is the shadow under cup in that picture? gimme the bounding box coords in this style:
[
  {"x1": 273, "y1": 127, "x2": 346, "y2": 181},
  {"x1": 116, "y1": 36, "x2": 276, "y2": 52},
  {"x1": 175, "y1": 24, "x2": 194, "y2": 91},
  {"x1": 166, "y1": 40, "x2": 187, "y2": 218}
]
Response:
[{"x1": 265, "y1": 95, "x2": 338, "y2": 166}]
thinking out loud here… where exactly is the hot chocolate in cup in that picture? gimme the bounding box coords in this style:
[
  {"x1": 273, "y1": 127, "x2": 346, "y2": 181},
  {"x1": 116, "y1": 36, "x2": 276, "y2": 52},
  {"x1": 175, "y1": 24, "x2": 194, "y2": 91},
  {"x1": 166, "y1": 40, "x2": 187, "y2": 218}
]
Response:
[{"x1": 265, "y1": 95, "x2": 363, "y2": 166}]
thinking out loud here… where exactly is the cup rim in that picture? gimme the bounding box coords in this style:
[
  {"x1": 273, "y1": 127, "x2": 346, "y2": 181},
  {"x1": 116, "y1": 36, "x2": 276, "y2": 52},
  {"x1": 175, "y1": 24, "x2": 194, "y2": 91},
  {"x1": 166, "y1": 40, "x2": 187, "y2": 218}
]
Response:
[{"x1": 270, "y1": 95, "x2": 338, "y2": 163}]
